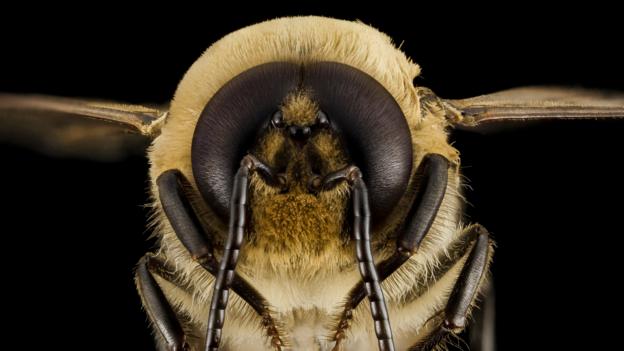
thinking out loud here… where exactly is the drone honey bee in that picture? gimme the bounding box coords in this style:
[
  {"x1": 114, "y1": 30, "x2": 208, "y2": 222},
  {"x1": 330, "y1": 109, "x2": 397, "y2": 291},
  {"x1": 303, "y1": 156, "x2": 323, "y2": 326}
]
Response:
[{"x1": 1, "y1": 16, "x2": 623, "y2": 351}]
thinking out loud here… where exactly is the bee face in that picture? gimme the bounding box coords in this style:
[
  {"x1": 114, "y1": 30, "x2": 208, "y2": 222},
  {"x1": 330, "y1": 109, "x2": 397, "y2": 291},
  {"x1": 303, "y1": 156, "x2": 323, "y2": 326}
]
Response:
[
  {"x1": 179, "y1": 61, "x2": 417, "y2": 283},
  {"x1": 186, "y1": 60, "x2": 414, "y2": 229},
  {"x1": 144, "y1": 17, "x2": 470, "y2": 350}
]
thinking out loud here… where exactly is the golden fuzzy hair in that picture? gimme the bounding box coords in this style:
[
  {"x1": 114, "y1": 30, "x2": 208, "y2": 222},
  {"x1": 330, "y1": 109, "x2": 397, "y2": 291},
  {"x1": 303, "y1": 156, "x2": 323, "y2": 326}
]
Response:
[{"x1": 281, "y1": 93, "x2": 319, "y2": 125}]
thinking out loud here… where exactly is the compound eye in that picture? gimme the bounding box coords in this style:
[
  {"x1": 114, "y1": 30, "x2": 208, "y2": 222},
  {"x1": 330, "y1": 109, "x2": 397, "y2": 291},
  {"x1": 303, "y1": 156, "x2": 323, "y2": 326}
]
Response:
[
  {"x1": 271, "y1": 110, "x2": 284, "y2": 128},
  {"x1": 316, "y1": 110, "x2": 330, "y2": 128}
]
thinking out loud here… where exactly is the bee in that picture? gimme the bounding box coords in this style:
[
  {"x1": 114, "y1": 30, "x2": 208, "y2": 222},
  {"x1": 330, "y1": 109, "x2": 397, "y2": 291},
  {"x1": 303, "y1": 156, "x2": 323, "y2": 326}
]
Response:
[{"x1": 1, "y1": 16, "x2": 622, "y2": 351}]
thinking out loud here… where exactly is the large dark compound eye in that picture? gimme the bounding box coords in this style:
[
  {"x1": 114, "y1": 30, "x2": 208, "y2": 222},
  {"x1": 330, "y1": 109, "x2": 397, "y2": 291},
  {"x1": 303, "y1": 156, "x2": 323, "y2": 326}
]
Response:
[
  {"x1": 306, "y1": 62, "x2": 413, "y2": 224},
  {"x1": 191, "y1": 63, "x2": 300, "y2": 220}
]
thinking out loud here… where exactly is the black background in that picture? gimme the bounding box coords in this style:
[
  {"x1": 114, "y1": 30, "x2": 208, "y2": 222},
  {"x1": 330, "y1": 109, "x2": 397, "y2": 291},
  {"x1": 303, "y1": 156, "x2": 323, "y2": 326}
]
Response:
[{"x1": 1, "y1": 6, "x2": 623, "y2": 350}]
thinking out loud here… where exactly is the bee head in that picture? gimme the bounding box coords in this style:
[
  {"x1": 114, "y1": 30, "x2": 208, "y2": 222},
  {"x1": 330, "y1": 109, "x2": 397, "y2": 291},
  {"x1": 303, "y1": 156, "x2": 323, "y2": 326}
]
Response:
[{"x1": 191, "y1": 62, "x2": 413, "y2": 229}]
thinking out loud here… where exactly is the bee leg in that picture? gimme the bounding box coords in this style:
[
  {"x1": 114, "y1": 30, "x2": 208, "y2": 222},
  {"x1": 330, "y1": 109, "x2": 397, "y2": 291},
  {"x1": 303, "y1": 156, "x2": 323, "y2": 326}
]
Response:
[
  {"x1": 136, "y1": 254, "x2": 190, "y2": 351},
  {"x1": 332, "y1": 154, "x2": 449, "y2": 348},
  {"x1": 444, "y1": 225, "x2": 490, "y2": 332},
  {"x1": 397, "y1": 154, "x2": 449, "y2": 252},
  {"x1": 157, "y1": 169, "x2": 217, "y2": 271},
  {"x1": 410, "y1": 225, "x2": 492, "y2": 351},
  {"x1": 380, "y1": 153, "x2": 449, "y2": 277},
  {"x1": 157, "y1": 167, "x2": 283, "y2": 350}
]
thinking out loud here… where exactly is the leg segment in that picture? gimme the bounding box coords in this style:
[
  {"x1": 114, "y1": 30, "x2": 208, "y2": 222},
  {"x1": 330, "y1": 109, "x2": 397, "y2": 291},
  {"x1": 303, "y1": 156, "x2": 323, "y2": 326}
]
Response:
[
  {"x1": 332, "y1": 154, "x2": 450, "y2": 347},
  {"x1": 375, "y1": 154, "x2": 449, "y2": 284},
  {"x1": 444, "y1": 225, "x2": 490, "y2": 331},
  {"x1": 157, "y1": 169, "x2": 215, "y2": 267},
  {"x1": 136, "y1": 254, "x2": 189, "y2": 351},
  {"x1": 409, "y1": 225, "x2": 492, "y2": 351},
  {"x1": 396, "y1": 153, "x2": 449, "y2": 255}
]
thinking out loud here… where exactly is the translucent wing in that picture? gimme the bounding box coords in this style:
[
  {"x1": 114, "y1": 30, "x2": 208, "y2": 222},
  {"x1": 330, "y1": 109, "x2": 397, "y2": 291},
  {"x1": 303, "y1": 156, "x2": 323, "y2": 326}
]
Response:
[
  {"x1": 0, "y1": 94, "x2": 166, "y2": 160},
  {"x1": 445, "y1": 87, "x2": 624, "y2": 130}
]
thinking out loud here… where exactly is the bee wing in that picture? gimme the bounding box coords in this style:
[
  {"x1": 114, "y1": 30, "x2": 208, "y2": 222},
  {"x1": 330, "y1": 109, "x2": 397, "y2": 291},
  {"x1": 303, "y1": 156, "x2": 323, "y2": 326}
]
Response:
[
  {"x1": 444, "y1": 87, "x2": 624, "y2": 131},
  {"x1": 0, "y1": 93, "x2": 167, "y2": 160}
]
